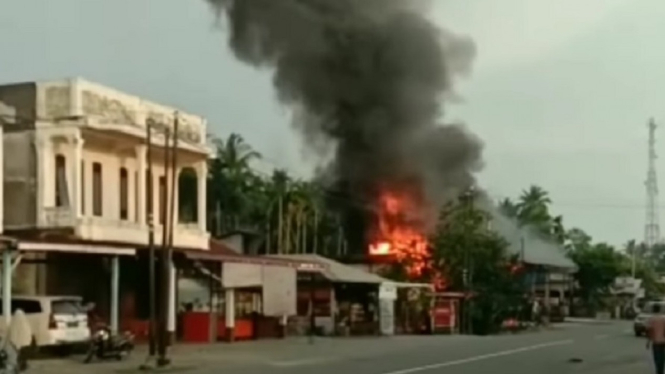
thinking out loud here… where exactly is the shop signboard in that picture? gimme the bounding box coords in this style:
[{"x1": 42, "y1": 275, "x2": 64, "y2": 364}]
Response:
[
  {"x1": 433, "y1": 299, "x2": 456, "y2": 331},
  {"x1": 379, "y1": 299, "x2": 395, "y2": 336},
  {"x1": 262, "y1": 265, "x2": 297, "y2": 317},
  {"x1": 222, "y1": 262, "x2": 262, "y2": 288},
  {"x1": 379, "y1": 282, "x2": 397, "y2": 300}
]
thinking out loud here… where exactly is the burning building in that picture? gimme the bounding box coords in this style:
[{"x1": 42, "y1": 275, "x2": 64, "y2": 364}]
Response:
[{"x1": 207, "y1": 0, "x2": 484, "y2": 283}]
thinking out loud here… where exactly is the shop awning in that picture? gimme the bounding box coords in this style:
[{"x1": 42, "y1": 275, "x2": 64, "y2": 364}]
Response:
[
  {"x1": 181, "y1": 250, "x2": 325, "y2": 272},
  {"x1": 392, "y1": 281, "x2": 434, "y2": 289},
  {"x1": 17, "y1": 241, "x2": 135, "y2": 256},
  {"x1": 270, "y1": 254, "x2": 389, "y2": 284}
]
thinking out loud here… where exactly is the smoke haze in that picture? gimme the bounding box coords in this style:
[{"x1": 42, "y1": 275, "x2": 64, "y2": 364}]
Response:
[{"x1": 207, "y1": 0, "x2": 484, "y2": 239}]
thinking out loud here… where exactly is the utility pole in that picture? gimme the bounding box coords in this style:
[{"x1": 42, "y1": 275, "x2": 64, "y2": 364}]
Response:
[
  {"x1": 631, "y1": 246, "x2": 636, "y2": 278},
  {"x1": 462, "y1": 186, "x2": 475, "y2": 334},
  {"x1": 645, "y1": 118, "x2": 661, "y2": 250},
  {"x1": 145, "y1": 121, "x2": 157, "y2": 364},
  {"x1": 157, "y1": 122, "x2": 171, "y2": 367},
  {"x1": 308, "y1": 273, "x2": 316, "y2": 344},
  {"x1": 167, "y1": 114, "x2": 179, "y2": 338},
  {"x1": 313, "y1": 206, "x2": 319, "y2": 254},
  {"x1": 277, "y1": 196, "x2": 284, "y2": 254},
  {"x1": 158, "y1": 112, "x2": 178, "y2": 367}
]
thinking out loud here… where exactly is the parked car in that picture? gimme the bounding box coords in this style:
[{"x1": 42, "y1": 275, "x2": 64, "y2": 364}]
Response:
[
  {"x1": 0, "y1": 296, "x2": 90, "y2": 348},
  {"x1": 634, "y1": 300, "x2": 665, "y2": 337}
]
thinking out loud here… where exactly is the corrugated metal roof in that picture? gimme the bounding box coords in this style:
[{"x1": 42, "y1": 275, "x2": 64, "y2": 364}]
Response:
[
  {"x1": 270, "y1": 254, "x2": 389, "y2": 284},
  {"x1": 491, "y1": 214, "x2": 577, "y2": 271}
]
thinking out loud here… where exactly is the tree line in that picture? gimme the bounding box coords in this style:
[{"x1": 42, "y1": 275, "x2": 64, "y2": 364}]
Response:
[{"x1": 206, "y1": 133, "x2": 664, "y2": 331}]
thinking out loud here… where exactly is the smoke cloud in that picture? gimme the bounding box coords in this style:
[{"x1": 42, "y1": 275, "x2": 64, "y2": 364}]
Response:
[{"x1": 207, "y1": 0, "x2": 484, "y2": 241}]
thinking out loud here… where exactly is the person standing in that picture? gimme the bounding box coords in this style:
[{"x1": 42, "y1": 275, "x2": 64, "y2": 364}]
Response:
[
  {"x1": 9, "y1": 309, "x2": 32, "y2": 372},
  {"x1": 647, "y1": 303, "x2": 665, "y2": 374},
  {"x1": 531, "y1": 298, "x2": 541, "y2": 326}
]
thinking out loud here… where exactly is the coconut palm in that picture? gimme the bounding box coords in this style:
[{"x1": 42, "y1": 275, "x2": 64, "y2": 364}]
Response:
[{"x1": 207, "y1": 133, "x2": 262, "y2": 235}]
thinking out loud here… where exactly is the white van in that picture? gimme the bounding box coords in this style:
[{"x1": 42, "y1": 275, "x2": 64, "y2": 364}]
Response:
[
  {"x1": 634, "y1": 300, "x2": 665, "y2": 337},
  {"x1": 0, "y1": 296, "x2": 90, "y2": 347}
]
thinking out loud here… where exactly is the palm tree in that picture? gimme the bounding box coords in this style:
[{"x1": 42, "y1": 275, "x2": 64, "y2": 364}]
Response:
[
  {"x1": 566, "y1": 228, "x2": 592, "y2": 251},
  {"x1": 516, "y1": 185, "x2": 556, "y2": 238},
  {"x1": 498, "y1": 198, "x2": 519, "y2": 218},
  {"x1": 214, "y1": 133, "x2": 262, "y2": 173},
  {"x1": 516, "y1": 186, "x2": 551, "y2": 223},
  {"x1": 208, "y1": 133, "x2": 263, "y2": 235}
]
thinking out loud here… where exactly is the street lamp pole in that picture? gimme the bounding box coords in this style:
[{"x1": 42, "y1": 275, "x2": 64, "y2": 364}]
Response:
[
  {"x1": 146, "y1": 121, "x2": 157, "y2": 360},
  {"x1": 462, "y1": 186, "x2": 475, "y2": 334}
]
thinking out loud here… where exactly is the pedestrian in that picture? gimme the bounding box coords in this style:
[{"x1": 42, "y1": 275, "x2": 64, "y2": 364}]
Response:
[
  {"x1": 647, "y1": 303, "x2": 665, "y2": 374},
  {"x1": 9, "y1": 309, "x2": 32, "y2": 372},
  {"x1": 531, "y1": 299, "x2": 541, "y2": 326}
]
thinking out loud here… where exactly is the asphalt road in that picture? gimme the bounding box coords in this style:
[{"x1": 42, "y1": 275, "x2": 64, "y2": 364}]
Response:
[
  {"x1": 189, "y1": 322, "x2": 651, "y2": 374},
  {"x1": 27, "y1": 321, "x2": 651, "y2": 373}
]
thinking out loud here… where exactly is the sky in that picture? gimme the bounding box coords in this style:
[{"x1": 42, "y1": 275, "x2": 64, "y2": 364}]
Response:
[{"x1": 1, "y1": 0, "x2": 664, "y2": 246}]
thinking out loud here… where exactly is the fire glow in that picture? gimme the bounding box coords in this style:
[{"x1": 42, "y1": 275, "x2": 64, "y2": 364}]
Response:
[{"x1": 368, "y1": 190, "x2": 432, "y2": 279}]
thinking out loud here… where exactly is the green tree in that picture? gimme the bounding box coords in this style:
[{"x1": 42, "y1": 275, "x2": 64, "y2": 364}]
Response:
[
  {"x1": 568, "y1": 241, "x2": 623, "y2": 311},
  {"x1": 516, "y1": 185, "x2": 552, "y2": 230},
  {"x1": 430, "y1": 195, "x2": 527, "y2": 334},
  {"x1": 501, "y1": 186, "x2": 564, "y2": 243},
  {"x1": 208, "y1": 133, "x2": 263, "y2": 235}
]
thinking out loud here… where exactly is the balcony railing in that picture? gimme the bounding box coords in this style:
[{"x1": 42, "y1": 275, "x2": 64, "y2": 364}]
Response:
[
  {"x1": 38, "y1": 207, "x2": 209, "y2": 249},
  {"x1": 41, "y1": 206, "x2": 76, "y2": 227}
]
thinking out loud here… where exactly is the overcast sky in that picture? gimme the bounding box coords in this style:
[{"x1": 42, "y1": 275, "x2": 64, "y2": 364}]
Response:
[{"x1": 1, "y1": 0, "x2": 663, "y2": 246}]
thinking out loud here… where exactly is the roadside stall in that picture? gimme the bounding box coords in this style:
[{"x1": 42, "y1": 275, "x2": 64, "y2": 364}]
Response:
[
  {"x1": 431, "y1": 292, "x2": 464, "y2": 334},
  {"x1": 394, "y1": 282, "x2": 435, "y2": 334},
  {"x1": 176, "y1": 247, "x2": 322, "y2": 344},
  {"x1": 272, "y1": 254, "x2": 399, "y2": 337}
]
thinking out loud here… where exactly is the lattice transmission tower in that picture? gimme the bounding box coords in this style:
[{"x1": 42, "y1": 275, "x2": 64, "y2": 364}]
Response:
[{"x1": 645, "y1": 118, "x2": 661, "y2": 248}]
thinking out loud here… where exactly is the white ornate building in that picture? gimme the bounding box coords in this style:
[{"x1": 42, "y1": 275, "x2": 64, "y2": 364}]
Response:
[{"x1": 1, "y1": 78, "x2": 210, "y2": 250}]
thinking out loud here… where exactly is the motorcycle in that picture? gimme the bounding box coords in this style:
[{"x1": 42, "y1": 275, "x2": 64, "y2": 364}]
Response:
[
  {"x1": 0, "y1": 339, "x2": 21, "y2": 374},
  {"x1": 83, "y1": 325, "x2": 134, "y2": 363}
]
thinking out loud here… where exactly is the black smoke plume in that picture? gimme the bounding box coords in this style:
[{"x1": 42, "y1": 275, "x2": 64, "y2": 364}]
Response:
[{"x1": 207, "y1": 0, "x2": 484, "y2": 251}]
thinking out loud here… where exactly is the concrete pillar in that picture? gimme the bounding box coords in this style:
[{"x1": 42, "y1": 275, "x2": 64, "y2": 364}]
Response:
[
  {"x1": 167, "y1": 260, "x2": 176, "y2": 340},
  {"x1": 208, "y1": 277, "x2": 217, "y2": 343},
  {"x1": 35, "y1": 132, "x2": 54, "y2": 219},
  {"x1": 329, "y1": 288, "x2": 336, "y2": 336},
  {"x1": 225, "y1": 288, "x2": 235, "y2": 342},
  {"x1": 3, "y1": 249, "x2": 12, "y2": 326},
  {"x1": 110, "y1": 256, "x2": 119, "y2": 334},
  {"x1": 0, "y1": 124, "x2": 4, "y2": 233},
  {"x1": 197, "y1": 161, "x2": 207, "y2": 232},
  {"x1": 172, "y1": 168, "x2": 179, "y2": 228},
  {"x1": 136, "y1": 145, "x2": 147, "y2": 225},
  {"x1": 544, "y1": 270, "x2": 551, "y2": 324},
  {"x1": 70, "y1": 133, "x2": 84, "y2": 218}
]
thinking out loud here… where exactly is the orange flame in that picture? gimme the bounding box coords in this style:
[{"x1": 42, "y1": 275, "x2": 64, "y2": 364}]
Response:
[{"x1": 368, "y1": 189, "x2": 442, "y2": 287}]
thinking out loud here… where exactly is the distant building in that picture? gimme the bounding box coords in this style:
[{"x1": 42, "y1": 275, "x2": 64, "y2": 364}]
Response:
[{"x1": 613, "y1": 276, "x2": 644, "y2": 298}]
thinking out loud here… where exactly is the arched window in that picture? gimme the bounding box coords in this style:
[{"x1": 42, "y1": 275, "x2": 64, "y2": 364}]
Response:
[
  {"x1": 92, "y1": 162, "x2": 103, "y2": 216},
  {"x1": 55, "y1": 154, "x2": 69, "y2": 207},
  {"x1": 134, "y1": 171, "x2": 139, "y2": 222},
  {"x1": 81, "y1": 160, "x2": 85, "y2": 214},
  {"x1": 146, "y1": 170, "x2": 153, "y2": 222},
  {"x1": 178, "y1": 167, "x2": 198, "y2": 223},
  {"x1": 119, "y1": 167, "x2": 128, "y2": 220},
  {"x1": 159, "y1": 176, "x2": 166, "y2": 224}
]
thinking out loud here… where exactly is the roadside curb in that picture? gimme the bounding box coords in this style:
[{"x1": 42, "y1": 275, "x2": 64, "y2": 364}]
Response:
[{"x1": 565, "y1": 318, "x2": 613, "y2": 325}]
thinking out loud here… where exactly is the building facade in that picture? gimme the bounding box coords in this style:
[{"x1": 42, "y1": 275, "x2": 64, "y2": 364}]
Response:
[
  {"x1": 1, "y1": 78, "x2": 209, "y2": 250},
  {"x1": 0, "y1": 79, "x2": 215, "y2": 337}
]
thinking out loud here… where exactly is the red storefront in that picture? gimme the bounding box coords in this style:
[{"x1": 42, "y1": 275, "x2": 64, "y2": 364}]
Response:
[
  {"x1": 176, "y1": 244, "x2": 324, "y2": 344},
  {"x1": 432, "y1": 292, "x2": 464, "y2": 334}
]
